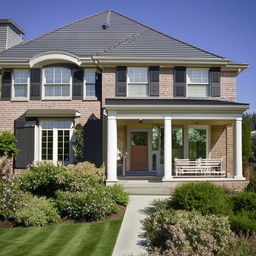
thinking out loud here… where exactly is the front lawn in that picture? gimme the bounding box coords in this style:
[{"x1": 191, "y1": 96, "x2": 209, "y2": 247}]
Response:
[{"x1": 0, "y1": 218, "x2": 122, "y2": 256}]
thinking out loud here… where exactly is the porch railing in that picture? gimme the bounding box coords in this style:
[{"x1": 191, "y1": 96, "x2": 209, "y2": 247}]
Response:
[{"x1": 174, "y1": 157, "x2": 225, "y2": 177}]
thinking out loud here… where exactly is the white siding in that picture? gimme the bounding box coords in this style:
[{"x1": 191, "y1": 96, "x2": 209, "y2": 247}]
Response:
[
  {"x1": 7, "y1": 26, "x2": 22, "y2": 49},
  {"x1": 0, "y1": 25, "x2": 7, "y2": 52}
]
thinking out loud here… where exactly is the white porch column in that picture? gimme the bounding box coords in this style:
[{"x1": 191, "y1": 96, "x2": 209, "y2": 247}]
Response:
[
  {"x1": 234, "y1": 118, "x2": 244, "y2": 179},
  {"x1": 162, "y1": 115, "x2": 173, "y2": 181},
  {"x1": 107, "y1": 112, "x2": 118, "y2": 182}
]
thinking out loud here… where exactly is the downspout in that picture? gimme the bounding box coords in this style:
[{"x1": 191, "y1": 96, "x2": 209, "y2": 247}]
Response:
[{"x1": 91, "y1": 55, "x2": 103, "y2": 72}]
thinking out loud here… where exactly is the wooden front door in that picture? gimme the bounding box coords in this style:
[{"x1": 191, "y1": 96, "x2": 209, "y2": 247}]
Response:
[{"x1": 130, "y1": 132, "x2": 148, "y2": 171}]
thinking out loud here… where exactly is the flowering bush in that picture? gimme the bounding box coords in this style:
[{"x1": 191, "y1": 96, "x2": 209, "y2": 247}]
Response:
[
  {"x1": 19, "y1": 162, "x2": 69, "y2": 197},
  {"x1": 0, "y1": 178, "x2": 21, "y2": 220},
  {"x1": 66, "y1": 162, "x2": 105, "y2": 190},
  {"x1": 55, "y1": 185, "x2": 118, "y2": 220},
  {"x1": 107, "y1": 185, "x2": 129, "y2": 206},
  {"x1": 0, "y1": 156, "x2": 13, "y2": 179},
  {"x1": 143, "y1": 209, "x2": 235, "y2": 256},
  {"x1": 13, "y1": 192, "x2": 60, "y2": 227},
  {"x1": 170, "y1": 182, "x2": 232, "y2": 216}
]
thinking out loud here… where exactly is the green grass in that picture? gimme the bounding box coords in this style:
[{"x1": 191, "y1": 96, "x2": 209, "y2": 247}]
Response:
[{"x1": 0, "y1": 218, "x2": 123, "y2": 256}]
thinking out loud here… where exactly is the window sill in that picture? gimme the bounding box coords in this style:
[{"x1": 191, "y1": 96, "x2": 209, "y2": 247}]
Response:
[
  {"x1": 42, "y1": 98, "x2": 72, "y2": 101},
  {"x1": 83, "y1": 96, "x2": 98, "y2": 101},
  {"x1": 11, "y1": 98, "x2": 29, "y2": 102}
]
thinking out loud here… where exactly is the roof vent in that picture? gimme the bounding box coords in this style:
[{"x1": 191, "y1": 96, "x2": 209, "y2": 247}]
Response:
[{"x1": 102, "y1": 10, "x2": 111, "y2": 30}]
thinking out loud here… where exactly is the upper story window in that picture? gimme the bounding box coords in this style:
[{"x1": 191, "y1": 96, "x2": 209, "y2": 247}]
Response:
[
  {"x1": 12, "y1": 70, "x2": 30, "y2": 100},
  {"x1": 186, "y1": 69, "x2": 209, "y2": 97},
  {"x1": 127, "y1": 67, "x2": 149, "y2": 97},
  {"x1": 84, "y1": 69, "x2": 96, "y2": 98},
  {"x1": 43, "y1": 67, "x2": 72, "y2": 99}
]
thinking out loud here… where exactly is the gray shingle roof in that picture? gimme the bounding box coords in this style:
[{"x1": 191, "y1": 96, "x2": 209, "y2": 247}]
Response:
[
  {"x1": 0, "y1": 18, "x2": 26, "y2": 35},
  {"x1": 0, "y1": 10, "x2": 226, "y2": 60}
]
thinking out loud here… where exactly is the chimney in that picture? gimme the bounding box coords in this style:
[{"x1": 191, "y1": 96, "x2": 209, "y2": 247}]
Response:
[{"x1": 0, "y1": 19, "x2": 25, "y2": 52}]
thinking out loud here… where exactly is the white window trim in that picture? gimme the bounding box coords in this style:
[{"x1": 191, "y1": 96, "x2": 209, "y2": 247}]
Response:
[
  {"x1": 187, "y1": 125, "x2": 210, "y2": 159},
  {"x1": 83, "y1": 68, "x2": 97, "y2": 100},
  {"x1": 186, "y1": 68, "x2": 209, "y2": 98},
  {"x1": 11, "y1": 69, "x2": 30, "y2": 101},
  {"x1": 127, "y1": 67, "x2": 149, "y2": 97},
  {"x1": 38, "y1": 119, "x2": 74, "y2": 164},
  {"x1": 42, "y1": 67, "x2": 72, "y2": 100}
]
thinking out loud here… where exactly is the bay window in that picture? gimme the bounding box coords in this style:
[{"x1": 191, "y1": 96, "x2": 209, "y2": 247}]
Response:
[
  {"x1": 40, "y1": 120, "x2": 73, "y2": 164},
  {"x1": 84, "y1": 69, "x2": 96, "y2": 98},
  {"x1": 12, "y1": 70, "x2": 29, "y2": 100},
  {"x1": 128, "y1": 67, "x2": 149, "y2": 97},
  {"x1": 187, "y1": 69, "x2": 209, "y2": 97},
  {"x1": 43, "y1": 68, "x2": 71, "y2": 99}
]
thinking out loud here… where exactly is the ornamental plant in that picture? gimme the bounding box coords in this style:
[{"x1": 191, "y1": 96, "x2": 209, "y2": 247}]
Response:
[{"x1": 0, "y1": 131, "x2": 18, "y2": 158}]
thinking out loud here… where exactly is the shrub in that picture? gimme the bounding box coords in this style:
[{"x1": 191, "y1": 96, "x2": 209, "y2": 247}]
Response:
[
  {"x1": 73, "y1": 124, "x2": 84, "y2": 162},
  {"x1": 169, "y1": 182, "x2": 232, "y2": 216},
  {"x1": 0, "y1": 178, "x2": 21, "y2": 220},
  {"x1": 55, "y1": 185, "x2": 118, "y2": 221},
  {"x1": 66, "y1": 162, "x2": 105, "y2": 190},
  {"x1": 0, "y1": 131, "x2": 18, "y2": 158},
  {"x1": 143, "y1": 209, "x2": 235, "y2": 256},
  {"x1": 232, "y1": 192, "x2": 256, "y2": 213},
  {"x1": 107, "y1": 185, "x2": 129, "y2": 206},
  {"x1": 19, "y1": 162, "x2": 68, "y2": 197},
  {"x1": 230, "y1": 213, "x2": 256, "y2": 235},
  {"x1": 13, "y1": 193, "x2": 60, "y2": 227}
]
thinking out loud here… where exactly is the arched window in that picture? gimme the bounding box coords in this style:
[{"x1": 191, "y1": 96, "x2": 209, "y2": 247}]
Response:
[{"x1": 43, "y1": 67, "x2": 72, "y2": 99}]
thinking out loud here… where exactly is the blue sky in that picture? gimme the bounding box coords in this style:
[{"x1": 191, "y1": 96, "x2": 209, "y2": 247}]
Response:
[{"x1": 1, "y1": 0, "x2": 255, "y2": 112}]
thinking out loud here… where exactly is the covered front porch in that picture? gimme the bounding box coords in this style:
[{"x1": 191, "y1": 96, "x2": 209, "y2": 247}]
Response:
[{"x1": 104, "y1": 99, "x2": 248, "y2": 185}]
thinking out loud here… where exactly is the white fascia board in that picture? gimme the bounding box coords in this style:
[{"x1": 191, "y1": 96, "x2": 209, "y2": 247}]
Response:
[
  {"x1": 115, "y1": 112, "x2": 242, "y2": 120},
  {"x1": 104, "y1": 104, "x2": 249, "y2": 112}
]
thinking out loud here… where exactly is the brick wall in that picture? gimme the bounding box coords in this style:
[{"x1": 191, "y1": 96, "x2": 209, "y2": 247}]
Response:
[
  {"x1": 210, "y1": 124, "x2": 234, "y2": 177},
  {"x1": 101, "y1": 67, "x2": 237, "y2": 102},
  {"x1": 0, "y1": 100, "x2": 101, "y2": 132}
]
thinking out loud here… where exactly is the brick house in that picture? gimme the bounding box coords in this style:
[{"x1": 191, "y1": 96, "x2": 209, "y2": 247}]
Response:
[{"x1": 0, "y1": 10, "x2": 249, "y2": 193}]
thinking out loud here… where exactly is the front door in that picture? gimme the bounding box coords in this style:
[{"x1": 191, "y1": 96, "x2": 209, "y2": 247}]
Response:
[{"x1": 130, "y1": 132, "x2": 148, "y2": 171}]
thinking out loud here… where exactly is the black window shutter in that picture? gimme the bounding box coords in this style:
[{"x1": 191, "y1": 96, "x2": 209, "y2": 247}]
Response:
[
  {"x1": 30, "y1": 69, "x2": 41, "y2": 100},
  {"x1": 15, "y1": 121, "x2": 36, "y2": 169},
  {"x1": 95, "y1": 72, "x2": 102, "y2": 100},
  {"x1": 116, "y1": 66, "x2": 127, "y2": 96},
  {"x1": 149, "y1": 66, "x2": 160, "y2": 96},
  {"x1": 72, "y1": 68, "x2": 84, "y2": 100},
  {"x1": 210, "y1": 67, "x2": 221, "y2": 97},
  {"x1": 1, "y1": 69, "x2": 12, "y2": 101},
  {"x1": 174, "y1": 67, "x2": 186, "y2": 97}
]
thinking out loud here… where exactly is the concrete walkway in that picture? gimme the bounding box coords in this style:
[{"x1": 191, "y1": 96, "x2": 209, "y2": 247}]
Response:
[{"x1": 112, "y1": 195, "x2": 168, "y2": 256}]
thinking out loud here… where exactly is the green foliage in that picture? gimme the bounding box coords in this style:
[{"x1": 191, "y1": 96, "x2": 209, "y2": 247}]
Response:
[
  {"x1": 0, "y1": 131, "x2": 18, "y2": 158},
  {"x1": 55, "y1": 185, "x2": 118, "y2": 221},
  {"x1": 232, "y1": 192, "x2": 256, "y2": 213},
  {"x1": 73, "y1": 124, "x2": 84, "y2": 162},
  {"x1": 19, "y1": 162, "x2": 68, "y2": 197},
  {"x1": 13, "y1": 193, "x2": 60, "y2": 227},
  {"x1": 107, "y1": 185, "x2": 129, "y2": 206},
  {"x1": 242, "y1": 118, "x2": 252, "y2": 162},
  {"x1": 169, "y1": 182, "x2": 232, "y2": 216},
  {"x1": 143, "y1": 209, "x2": 234, "y2": 255},
  {"x1": 230, "y1": 213, "x2": 256, "y2": 235},
  {"x1": 66, "y1": 162, "x2": 105, "y2": 190}
]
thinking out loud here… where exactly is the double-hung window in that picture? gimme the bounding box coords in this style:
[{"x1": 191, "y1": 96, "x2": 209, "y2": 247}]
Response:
[
  {"x1": 43, "y1": 68, "x2": 71, "y2": 99},
  {"x1": 41, "y1": 120, "x2": 73, "y2": 164},
  {"x1": 12, "y1": 70, "x2": 30, "y2": 100},
  {"x1": 84, "y1": 69, "x2": 96, "y2": 98},
  {"x1": 187, "y1": 69, "x2": 209, "y2": 97},
  {"x1": 127, "y1": 67, "x2": 149, "y2": 97}
]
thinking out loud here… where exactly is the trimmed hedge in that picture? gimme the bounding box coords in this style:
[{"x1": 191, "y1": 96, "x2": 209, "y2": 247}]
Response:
[
  {"x1": 55, "y1": 185, "x2": 119, "y2": 221},
  {"x1": 169, "y1": 182, "x2": 232, "y2": 216}
]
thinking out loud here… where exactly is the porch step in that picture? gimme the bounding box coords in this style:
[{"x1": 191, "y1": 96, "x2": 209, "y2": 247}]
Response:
[{"x1": 117, "y1": 180, "x2": 175, "y2": 195}]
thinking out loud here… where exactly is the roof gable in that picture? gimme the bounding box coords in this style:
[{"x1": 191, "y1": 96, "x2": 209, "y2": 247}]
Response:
[{"x1": 0, "y1": 10, "x2": 225, "y2": 60}]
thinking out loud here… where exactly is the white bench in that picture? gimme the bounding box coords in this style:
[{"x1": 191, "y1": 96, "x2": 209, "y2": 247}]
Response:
[{"x1": 174, "y1": 157, "x2": 225, "y2": 177}]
